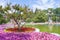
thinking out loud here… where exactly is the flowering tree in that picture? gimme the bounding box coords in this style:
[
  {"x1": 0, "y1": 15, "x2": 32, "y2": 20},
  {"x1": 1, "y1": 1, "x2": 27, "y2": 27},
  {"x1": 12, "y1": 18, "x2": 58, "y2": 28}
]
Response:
[{"x1": 3, "y1": 4, "x2": 32, "y2": 31}]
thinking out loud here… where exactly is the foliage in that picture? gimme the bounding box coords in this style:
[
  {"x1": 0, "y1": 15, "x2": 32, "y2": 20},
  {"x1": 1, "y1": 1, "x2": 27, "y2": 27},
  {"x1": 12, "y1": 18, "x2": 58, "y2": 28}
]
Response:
[
  {"x1": 0, "y1": 6, "x2": 9, "y2": 24},
  {"x1": 32, "y1": 9, "x2": 48, "y2": 22},
  {"x1": 0, "y1": 3, "x2": 60, "y2": 24}
]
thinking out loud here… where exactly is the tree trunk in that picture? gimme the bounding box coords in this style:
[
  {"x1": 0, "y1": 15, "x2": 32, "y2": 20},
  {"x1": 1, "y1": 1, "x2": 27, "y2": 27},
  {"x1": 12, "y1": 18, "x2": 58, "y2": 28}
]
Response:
[
  {"x1": 17, "y1": 24, "x2": 21, "y2": 31},
  {"x1": 13, "y1": 19, "x2": 21, "y2": 31}
]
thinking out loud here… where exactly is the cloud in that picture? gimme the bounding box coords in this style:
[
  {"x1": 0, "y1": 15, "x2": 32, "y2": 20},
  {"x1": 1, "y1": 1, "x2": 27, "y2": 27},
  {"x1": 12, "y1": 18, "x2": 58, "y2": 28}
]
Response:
[
  {"x1": 55, "y1": 2, "x2": 60, "y2": 8},
  {"x1": 41, "y1": 0, "x2": 48, "y2": 4},
  {"x1": 0, "y1": 0, "x2": 10, "y2": 7},
  {"x1": 32, "y1": 0, "x2": 59, "y2": 10},
  {"x1": 0, "y1": 0, "x2": 60, "y2": 10}
]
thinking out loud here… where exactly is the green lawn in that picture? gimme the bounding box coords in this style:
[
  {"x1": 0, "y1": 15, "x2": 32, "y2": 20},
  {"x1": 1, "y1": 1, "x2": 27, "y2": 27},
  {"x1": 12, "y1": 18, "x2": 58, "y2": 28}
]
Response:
[{"x1": 25, "y1": 24, "x2": 60, "y2": 34}]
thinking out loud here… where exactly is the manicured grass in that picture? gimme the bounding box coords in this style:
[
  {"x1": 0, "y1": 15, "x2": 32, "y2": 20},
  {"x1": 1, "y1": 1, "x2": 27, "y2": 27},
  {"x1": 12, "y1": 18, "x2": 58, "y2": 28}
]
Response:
[{"x1": 25, "y1": 24, "x2": 60, "y2": 34}]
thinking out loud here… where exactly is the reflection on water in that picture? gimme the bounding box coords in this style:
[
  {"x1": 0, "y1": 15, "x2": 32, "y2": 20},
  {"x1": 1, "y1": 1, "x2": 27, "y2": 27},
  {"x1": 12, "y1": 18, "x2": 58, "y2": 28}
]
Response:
[{"x1": 41, "y1": 23, "x2": 60, "y2": 34}]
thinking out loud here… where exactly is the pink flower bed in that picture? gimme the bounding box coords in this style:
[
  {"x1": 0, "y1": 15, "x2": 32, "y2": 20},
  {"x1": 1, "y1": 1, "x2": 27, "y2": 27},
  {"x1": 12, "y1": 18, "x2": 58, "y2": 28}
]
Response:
[
  {"x1": 0, "y1": 24, "x2": 60, "y2": 40},
  {"x1": 0, "y1": 32, "x2": 60, "y2": 40}
]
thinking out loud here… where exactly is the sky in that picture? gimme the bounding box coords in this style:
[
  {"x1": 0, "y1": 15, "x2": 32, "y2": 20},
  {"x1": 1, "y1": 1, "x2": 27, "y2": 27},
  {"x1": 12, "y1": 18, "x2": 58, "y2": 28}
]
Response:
[{"x1": 0, "y1": 0, "x2": 60, "y2": 10}]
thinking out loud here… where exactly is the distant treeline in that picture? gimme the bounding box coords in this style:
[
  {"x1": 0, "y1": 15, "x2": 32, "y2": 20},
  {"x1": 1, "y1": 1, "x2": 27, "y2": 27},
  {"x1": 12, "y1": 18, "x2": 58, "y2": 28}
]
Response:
[{"x1": 0, "y1": 3, "x2": 60, "y2": 24}]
